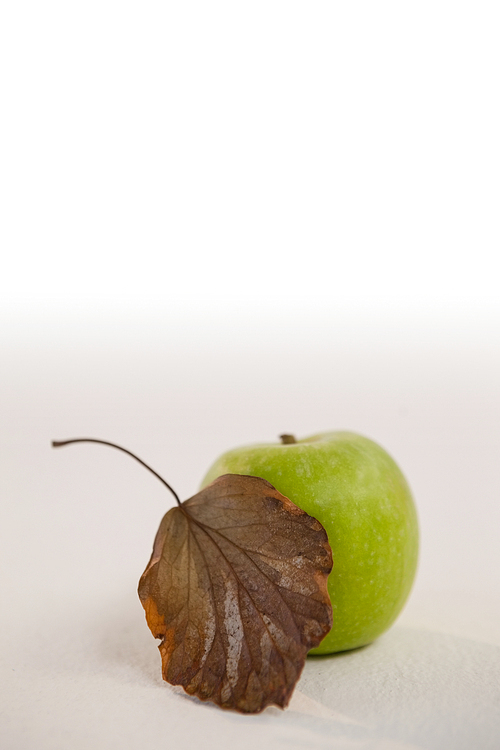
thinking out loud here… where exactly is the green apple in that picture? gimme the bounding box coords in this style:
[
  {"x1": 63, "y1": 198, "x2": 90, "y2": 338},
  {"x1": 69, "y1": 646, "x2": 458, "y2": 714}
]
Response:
[{"x1": 201, "y1": 431, "x2": 418, "y2": 655}]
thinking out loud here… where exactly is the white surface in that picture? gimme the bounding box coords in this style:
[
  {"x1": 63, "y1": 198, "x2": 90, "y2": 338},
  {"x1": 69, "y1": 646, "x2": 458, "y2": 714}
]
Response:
[
  {"x1": 2, "y1": 1, "x2": 500, "y2": 748},
  {"x1": 1, "y1": 311, "x2": 500, "y2": 750}
]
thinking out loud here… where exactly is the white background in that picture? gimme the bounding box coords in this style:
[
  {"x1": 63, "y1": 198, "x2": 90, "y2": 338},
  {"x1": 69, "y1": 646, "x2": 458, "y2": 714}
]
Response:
[{"x1": 1, "y1": 2, "x2": 499, "y2": 749}]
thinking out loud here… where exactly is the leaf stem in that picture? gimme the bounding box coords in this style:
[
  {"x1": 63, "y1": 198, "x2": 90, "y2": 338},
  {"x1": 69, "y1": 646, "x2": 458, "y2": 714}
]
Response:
[{"x1": 52, "y1": 438, "x2": 182, "y2": 506}]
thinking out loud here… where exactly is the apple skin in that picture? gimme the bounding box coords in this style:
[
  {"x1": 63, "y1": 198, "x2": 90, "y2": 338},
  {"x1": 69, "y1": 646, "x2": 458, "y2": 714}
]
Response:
[{"x1": 201, "y1": 432, "x2": 418, "y2": 655}]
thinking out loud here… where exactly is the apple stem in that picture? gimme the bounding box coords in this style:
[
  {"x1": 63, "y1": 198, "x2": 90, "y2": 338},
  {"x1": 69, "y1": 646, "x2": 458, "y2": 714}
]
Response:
[
  {"x1": 51, "y1": 438, "x2": 182, "y2": 506},
  {"x1": 280, "y1": 434, "x2": 297, "y2": 444}
]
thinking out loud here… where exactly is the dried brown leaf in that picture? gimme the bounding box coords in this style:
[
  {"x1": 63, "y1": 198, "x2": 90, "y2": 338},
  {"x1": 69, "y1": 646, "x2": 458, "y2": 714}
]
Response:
[{"x1": 138, "y1": 474, "x2": 333, "y2": 713}]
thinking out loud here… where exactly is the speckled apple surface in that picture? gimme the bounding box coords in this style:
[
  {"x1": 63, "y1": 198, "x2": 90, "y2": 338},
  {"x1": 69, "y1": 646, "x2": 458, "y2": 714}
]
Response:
[{"x1": 201, "y1": 432, "x2": 419, "y2": 654}]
